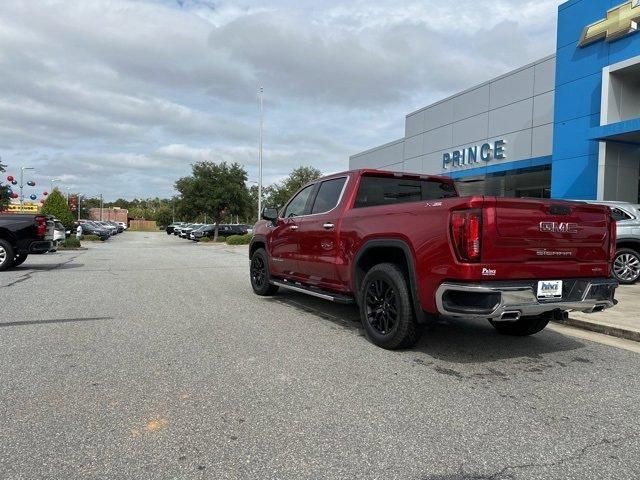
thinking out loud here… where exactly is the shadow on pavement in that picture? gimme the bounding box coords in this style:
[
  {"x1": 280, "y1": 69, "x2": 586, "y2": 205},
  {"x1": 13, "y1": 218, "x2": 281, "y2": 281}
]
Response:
[
  {"x1": 12, "y1": 263, "x2": 84, "y2": 271},
  {"x1": 267, "y1": 291, "x2": 585, "y2": 364},
  {"x1": 0, "y1": 316, "x2": 113, "y2": 328}
]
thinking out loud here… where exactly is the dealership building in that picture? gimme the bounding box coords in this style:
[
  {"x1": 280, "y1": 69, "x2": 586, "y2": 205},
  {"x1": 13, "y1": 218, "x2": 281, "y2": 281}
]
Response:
[{"x1": 350, "y1": 0, "x2": 640, "y2": 203}]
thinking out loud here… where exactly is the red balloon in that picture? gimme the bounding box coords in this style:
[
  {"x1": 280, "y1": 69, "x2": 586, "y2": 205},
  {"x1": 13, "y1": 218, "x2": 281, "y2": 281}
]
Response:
[
  {"x1": 11, "y1": 193, "x2": 18, "y2": 199},
  {"x1": 43, "y1": 191, "x2": 48, "y2": 196},
  {"x1": 6, "y1": 175, "x2": 13, "y2": 182}
]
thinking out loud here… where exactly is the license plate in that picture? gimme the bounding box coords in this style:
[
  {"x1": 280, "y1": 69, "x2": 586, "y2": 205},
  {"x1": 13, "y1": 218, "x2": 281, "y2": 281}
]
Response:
[{"x1": 537, "y1": 280, "x2": 563, "y2": 299}]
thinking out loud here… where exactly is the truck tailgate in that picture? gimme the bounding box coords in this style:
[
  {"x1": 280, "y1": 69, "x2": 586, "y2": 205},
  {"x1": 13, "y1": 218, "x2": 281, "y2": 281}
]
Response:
[{"x1": 482, "y1": 198, "x2": 611, "y2": 265}]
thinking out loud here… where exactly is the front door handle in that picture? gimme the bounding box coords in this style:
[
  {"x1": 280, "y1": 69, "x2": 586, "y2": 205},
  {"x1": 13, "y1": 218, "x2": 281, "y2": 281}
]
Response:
[
  {"x1": 323, "y1": 223, "x2": 335, "y2": 230},
  {"x1": 289, "y1": 225, "x2": 299, "y2": 230}
]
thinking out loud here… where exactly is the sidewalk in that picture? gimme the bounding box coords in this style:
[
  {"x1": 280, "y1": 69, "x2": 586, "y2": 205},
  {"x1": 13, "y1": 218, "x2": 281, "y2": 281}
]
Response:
[{"x1": 556, "y1": 283, "x2": 640, "y2": 342}]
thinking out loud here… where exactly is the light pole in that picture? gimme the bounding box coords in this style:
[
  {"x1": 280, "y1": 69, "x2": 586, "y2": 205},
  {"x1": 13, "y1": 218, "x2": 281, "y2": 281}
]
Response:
[
  {"x1": 258, "y1": 86, "x2": 264, "y2": 220},
  {"x1": 50, "y1": 178, "x2": 61, "y2": 192},
  {"x1": 20, "y1": 167, "x2": 35, "y2": 213},
  {"x1": 99, "y1": 193, "x2": 103, "y2": 221}
]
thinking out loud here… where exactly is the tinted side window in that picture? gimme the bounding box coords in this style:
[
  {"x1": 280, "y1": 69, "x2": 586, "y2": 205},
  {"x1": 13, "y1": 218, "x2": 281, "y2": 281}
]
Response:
[
  {"x1": 311, "y1": 178, "x2": 346, "y2": 214},
  {"x1": 282, "y1": 185, "x2": 314, "y2": 218},
  {"x1": 611, "y1": 208, "x2": 632, "y2": 222},
  {"x1": 354, "y1": 176, "x2": 457, "y2": 208}
]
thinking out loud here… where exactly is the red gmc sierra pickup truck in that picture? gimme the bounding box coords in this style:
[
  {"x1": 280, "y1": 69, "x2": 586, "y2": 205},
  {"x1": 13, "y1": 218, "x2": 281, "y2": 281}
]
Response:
[{"x1": 249, "y1": 169, "x2": 618, "y2": 349}]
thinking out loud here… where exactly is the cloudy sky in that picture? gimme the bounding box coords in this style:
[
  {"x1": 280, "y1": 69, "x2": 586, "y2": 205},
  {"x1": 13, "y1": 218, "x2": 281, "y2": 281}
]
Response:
[{"x1": 0, "y1": 0, "x2": 562, "y2": 201}]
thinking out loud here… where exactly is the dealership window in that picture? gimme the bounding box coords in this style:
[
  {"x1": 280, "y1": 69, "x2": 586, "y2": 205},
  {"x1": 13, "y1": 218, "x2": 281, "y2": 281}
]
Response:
[{"x1": 455, "y1": 165, "x2": 551, "y2": 199}]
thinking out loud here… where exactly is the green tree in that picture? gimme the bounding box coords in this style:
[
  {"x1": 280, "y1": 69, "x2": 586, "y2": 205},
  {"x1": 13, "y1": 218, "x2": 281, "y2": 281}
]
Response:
[
  {"x1": 0, "y1": 161, "x2": 9, "y2": 211},
  {"x1": 155, "y1": 206, "x2": 173, "y2": 227},
  {"x1": 264, "y1": 166, "x2": 322, "y2": 209},
  {"x1": 175, "y1": 161, "x2": 250, "y2": 240},
  {"x1": 41, "y1": 188, "x2": 75, "y2": 228}
]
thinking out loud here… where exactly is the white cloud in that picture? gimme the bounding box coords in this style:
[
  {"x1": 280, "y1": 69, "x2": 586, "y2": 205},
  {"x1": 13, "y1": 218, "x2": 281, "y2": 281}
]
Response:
[{"x1": 0, "y1": 0, "x2": 563, "y2": 200}]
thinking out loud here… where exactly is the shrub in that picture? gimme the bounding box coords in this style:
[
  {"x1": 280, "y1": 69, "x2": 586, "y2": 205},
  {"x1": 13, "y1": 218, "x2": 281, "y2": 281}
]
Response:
[
  {"x1": 80, "y1": 234, "x2": 102, "y2": 241},
  {"x1": 62, "y1": 237, "x2": 81, "y2": 248},
  {"x1": 215, "y1": 235, "x2": 227, "y2": 243},
  {"x1": 226, "y1": 234, "x2": 252, "y2": 245},
  {"x1": 200, "y1": 237, "x2": 212, "y2": 243}
]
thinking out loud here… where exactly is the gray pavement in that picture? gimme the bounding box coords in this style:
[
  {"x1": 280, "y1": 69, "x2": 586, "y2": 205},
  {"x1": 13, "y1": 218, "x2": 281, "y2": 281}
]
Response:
[
  {"x1": 566, "y1": 284, "x2": 640, "y2": 342},
  {"x1": 0, "y1": 231, "x2": 639, "y2": 480}
]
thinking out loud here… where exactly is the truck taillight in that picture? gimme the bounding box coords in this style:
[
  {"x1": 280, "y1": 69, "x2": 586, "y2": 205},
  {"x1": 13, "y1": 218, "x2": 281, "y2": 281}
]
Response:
[
  {"x1": 450, "y1": 209, "x2": 482, "y2": 263},
  {"x1": 35, "y1": 215, "x2": 47, "y2": 238},
  {"x1": 609, "y1": 217, "x2": 617, "y2": 261}
]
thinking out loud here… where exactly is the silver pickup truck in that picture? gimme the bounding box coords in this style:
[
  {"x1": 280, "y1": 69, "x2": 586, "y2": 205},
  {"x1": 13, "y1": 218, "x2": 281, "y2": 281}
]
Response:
[{"x1": 582, "y1": 201, "x2": 640, "y2": 285}]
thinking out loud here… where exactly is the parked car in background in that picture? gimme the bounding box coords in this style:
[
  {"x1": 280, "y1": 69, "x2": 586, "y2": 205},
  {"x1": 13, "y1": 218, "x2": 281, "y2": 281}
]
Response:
[
  {"x1": 180, "y1": 224, "x2": 203, "y2": 238},
  {"x1": 166, "y1": 222, "x2": 183, "y2": 235},
  {"x1": 117, "y1": 222, "x2": 127, "y2": 230},
  {"x1": 173, "y1": 223, "x2": 191, "y2": 236},
  {"x1": 218, "y1": 224, "x2": 248, "y2": 236},
  {"x1": 50, "y1": 220, "x2": 69, "y2": 252},
  {"x1": 80, "y1": 222, "x2": 110, "y2": 241},
  {"x1": 191, "y1": 224, "x2": 215, "y2": 241},
  {"x1": 95, "y1": 221, "x2": 118, "y2": 235},
  {"x1": 578, "y1": 201, "x2": 640, "y2": 284},
  {"x1": 105, "y1": 221, "x2": 123, "y2": 233}
]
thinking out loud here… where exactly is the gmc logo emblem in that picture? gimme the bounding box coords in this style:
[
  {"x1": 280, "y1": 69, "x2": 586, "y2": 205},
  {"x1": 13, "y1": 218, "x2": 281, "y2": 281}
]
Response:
[{"x1": 539, "y1": 222, "x2": 579, "y2": 233}]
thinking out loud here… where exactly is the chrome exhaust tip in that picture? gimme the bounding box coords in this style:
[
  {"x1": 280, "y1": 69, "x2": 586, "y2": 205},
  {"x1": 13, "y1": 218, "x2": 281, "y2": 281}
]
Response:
[{"x1": 500, "y1": 311, "x2": 522, "y2": 321}]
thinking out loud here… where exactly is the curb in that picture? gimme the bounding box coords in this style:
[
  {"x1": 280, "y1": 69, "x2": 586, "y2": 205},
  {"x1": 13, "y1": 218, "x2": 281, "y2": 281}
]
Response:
[{"x1": 554, "y1": 318, "x2": 640, "y2": 343}]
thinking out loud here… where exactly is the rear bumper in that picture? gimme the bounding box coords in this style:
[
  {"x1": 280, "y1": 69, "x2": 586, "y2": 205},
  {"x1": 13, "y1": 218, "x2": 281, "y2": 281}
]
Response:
[
  {"x1": 29, "y1": 241, "x2": 53, "y2": 254},
  {"x1": 435, "y1": 278, "x2": 617, "y2": 321}
]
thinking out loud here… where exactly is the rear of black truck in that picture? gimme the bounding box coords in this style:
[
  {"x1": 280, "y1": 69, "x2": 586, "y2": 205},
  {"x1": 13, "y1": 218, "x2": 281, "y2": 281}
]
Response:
[{"x1": 0, "y1": 214, "x2": 55, "y2": 270}]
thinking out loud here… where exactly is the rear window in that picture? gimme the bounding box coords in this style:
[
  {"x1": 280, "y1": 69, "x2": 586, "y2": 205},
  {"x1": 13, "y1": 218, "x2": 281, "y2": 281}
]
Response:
[{"x1": 354, "y1": 175, "x2": 457, "y2": 208}]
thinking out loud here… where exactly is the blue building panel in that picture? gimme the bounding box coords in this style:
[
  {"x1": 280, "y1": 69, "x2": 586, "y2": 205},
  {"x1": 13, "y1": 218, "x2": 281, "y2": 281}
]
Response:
[
  {"x1": 554, "y1": 42, "x2": 610, "y2": 87},
  {"x1": 551, "y1": 0, "x2": 640, "y2": 200},
  {"x1": 553, "y1": 73, "x2": 602, "y2": 123},
  {"x1": 553, "y1": 113, "x2": 601, "y2": 161},
  {"x1": 551, "y1": 155, "x2": 600, "y2": 199}
]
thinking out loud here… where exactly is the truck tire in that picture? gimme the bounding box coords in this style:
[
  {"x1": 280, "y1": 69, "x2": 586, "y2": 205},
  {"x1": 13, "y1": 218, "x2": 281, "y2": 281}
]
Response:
[
  {"x1": 250, "y1": 248, "x2": 279, "y2": 296},
  {"x1": 489, "y1": 314, "x2": 550, "y2": 336},
  {"x1": 612, "y1": 248, "x2": 640, "y2": 285},
  {"x1": 13, "y1": 253, "x2": 28, "y2": 267},
  {"x1": 0, "y1": 239, "x2": 16, "y2": 271},
  {"x1": 359, "y1": 263, "x2": 419, "y2": 349}
]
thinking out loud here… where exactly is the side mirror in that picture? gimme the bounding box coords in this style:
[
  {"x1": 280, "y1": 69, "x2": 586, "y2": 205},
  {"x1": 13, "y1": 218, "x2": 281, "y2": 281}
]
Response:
[{"x1": 261, "y1": 207, "x2": 278, "y2": 222}]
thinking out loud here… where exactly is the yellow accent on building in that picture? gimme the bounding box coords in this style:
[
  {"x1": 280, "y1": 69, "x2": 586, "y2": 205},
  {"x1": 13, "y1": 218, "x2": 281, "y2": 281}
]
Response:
[{"x1": 579, "y1": 1, "x2": 640, "y2": 46}]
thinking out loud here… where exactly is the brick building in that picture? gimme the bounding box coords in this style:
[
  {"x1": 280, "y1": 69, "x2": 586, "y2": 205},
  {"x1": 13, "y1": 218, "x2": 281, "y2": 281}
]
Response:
[{"x1": 89, "y1": 207, "x2": 129, "y2": 224}]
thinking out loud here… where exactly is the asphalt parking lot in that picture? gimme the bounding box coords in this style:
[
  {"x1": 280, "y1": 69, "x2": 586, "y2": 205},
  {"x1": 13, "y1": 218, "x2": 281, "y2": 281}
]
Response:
[{"x1": 0, "y1": 232, "x2": 639, "y2": 480}]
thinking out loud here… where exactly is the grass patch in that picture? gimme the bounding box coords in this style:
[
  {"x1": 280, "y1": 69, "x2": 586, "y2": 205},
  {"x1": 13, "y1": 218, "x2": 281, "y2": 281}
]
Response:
[
  {"x1": 226, "y1": 234, "x2": 252, "y2": 245},
  {"x1": 80, "y1": 234, "x2": 102, "y2": 241},
  {"x1": 61, "y1": 237, "x2": 81, "y2": 248}
]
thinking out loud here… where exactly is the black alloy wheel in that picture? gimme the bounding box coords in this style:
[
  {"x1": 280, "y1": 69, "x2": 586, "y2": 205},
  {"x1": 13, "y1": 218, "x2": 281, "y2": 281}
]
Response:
[
  {"x1": 359, "y1": 263, "x2": 419, "y2": 349},
  {"x1": 365, "y1": 278, "x2": 398, "y2": 335},
  {"x1": 249, "y1": 248, "x2": 279, "y2": 296},
  {"x1": 0, "y1": 239, "x2": 15, "y2": 271}
]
